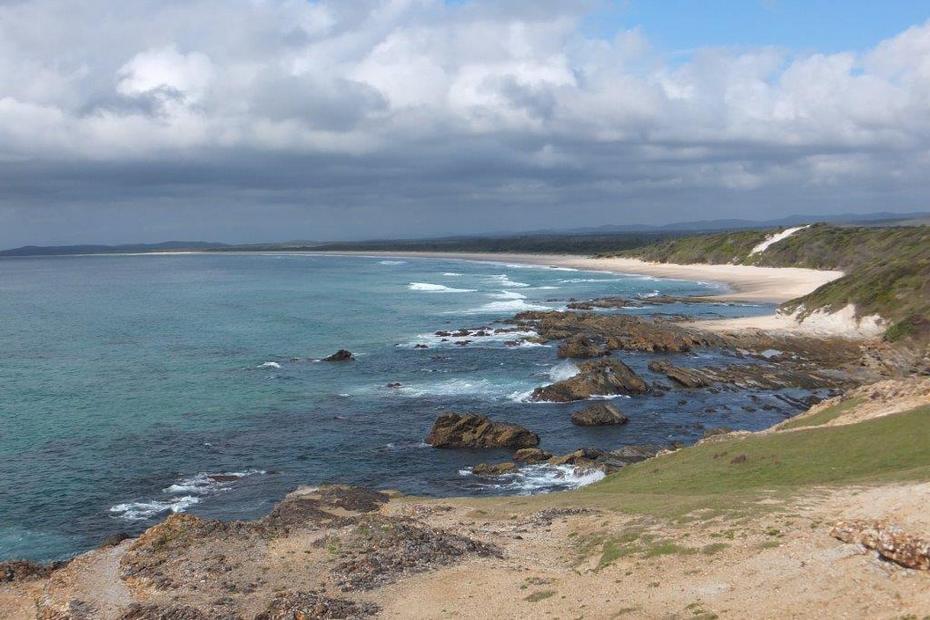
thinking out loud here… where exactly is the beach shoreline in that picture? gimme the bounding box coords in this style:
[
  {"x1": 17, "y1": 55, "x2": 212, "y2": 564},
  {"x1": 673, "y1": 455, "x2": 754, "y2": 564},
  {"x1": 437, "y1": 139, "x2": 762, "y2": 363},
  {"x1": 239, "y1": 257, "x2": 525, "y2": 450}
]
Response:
[{"x1": 318, "y1": 251, "x2": 843, "y2": 305}]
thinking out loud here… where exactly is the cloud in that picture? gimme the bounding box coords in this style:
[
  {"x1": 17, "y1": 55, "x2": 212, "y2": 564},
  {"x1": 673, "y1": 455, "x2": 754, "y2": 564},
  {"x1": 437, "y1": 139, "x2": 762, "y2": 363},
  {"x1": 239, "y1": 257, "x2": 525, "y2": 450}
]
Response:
[{"x1": 0, "y1": 0, "x2": 929, "y2": 245}]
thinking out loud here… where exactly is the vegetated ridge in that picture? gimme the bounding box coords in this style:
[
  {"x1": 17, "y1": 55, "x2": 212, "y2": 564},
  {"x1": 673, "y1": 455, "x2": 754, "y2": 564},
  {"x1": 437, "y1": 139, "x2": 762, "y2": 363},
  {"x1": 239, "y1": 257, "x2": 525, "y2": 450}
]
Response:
[{"x1": 613, "y1": 223, "x2": 930, "y2": 341}]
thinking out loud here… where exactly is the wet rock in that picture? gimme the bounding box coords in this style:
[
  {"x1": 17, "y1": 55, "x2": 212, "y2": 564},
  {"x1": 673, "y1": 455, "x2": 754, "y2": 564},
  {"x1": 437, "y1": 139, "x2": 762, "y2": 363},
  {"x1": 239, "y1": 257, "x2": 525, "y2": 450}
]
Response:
[
  {"x1": 513, "y1": 447, "x2": 553, "y2": 463},
  {"x1": 570, "y1": 402, "x2": 629, "y2": 426},
  {"x1": 831, "y1": 520, "x2": 930, "y2": 570},
  {"x1": 648, "y1": 359, "x2": 711, "y2": 388},
  {"x1": 514, "y1": 311, "x2": 720, "y2": 353},
  {"x1": 254, "y1": 590, "x2": 380, "y2": 620},
  {"x1": 386, "y1": 382, "x2": 402, "y2": 388},
  {"x1": 323, "y1": 349, "x2": 354, "y2": 362},
  {"x1": 472, "y1": 462, "x2": 518, "y2": 476},
  {"x1": 414, "y1": 344, "x2": 429, "y2": 349},
  {"x1": 557, "y1": 335, "x2": 607, "y2": 359},
  {"x1": 99, "y1": 532, "x2": 132, "y2": 548},
  {"x1": 426, "y1": 413, "x2": 539, "y2": 449},
  {"x1": 531, "y1": 358, "x2": 647, "y2": 402}
]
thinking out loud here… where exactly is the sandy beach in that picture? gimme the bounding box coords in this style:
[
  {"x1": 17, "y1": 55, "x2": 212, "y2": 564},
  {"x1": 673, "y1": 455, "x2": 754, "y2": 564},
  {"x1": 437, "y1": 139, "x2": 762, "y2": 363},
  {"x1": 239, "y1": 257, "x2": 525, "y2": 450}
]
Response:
[{"x1": 332, "y1": 251, "x2": 843, "y2": 305}]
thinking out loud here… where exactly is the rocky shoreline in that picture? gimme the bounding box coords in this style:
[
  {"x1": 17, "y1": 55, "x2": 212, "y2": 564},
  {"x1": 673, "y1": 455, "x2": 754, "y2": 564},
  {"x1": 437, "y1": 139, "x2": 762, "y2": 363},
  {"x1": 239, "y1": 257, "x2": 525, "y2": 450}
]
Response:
[{"x1": 5, "y1": 291, "x2": 929, "y2": 618}]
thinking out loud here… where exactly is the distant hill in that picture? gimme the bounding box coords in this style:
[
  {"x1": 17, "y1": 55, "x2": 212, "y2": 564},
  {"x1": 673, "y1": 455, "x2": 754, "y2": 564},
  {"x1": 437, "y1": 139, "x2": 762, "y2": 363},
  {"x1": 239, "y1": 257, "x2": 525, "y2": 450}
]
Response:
[
  {"x1": 0, "y1": 241, "x2": 232, "y2": 257},
  {"x1": 2, "y1": 211, "x2": 928, "y2": 257}
]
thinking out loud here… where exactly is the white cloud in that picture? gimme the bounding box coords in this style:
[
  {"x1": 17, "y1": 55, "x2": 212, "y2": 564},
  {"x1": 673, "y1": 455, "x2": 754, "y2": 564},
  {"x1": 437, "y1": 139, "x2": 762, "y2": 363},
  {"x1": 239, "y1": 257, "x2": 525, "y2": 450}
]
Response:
[{"x1": 0, "y1": 0, "x2": 929, "y2": 244}]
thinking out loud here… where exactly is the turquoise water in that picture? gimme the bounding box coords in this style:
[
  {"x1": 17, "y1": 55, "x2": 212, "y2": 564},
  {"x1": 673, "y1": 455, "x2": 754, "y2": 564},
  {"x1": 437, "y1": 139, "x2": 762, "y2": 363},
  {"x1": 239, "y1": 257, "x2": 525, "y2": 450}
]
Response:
[{"x1": 1, "y1": 253, "x2": 793, "y2": 561}]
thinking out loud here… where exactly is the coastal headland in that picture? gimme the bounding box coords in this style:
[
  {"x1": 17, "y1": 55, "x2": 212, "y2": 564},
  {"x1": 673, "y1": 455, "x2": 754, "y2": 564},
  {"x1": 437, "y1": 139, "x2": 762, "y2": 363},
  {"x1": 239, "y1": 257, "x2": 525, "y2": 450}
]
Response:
[{"x1": 5, "y1": 225, "x2": 930, "y2": 618}]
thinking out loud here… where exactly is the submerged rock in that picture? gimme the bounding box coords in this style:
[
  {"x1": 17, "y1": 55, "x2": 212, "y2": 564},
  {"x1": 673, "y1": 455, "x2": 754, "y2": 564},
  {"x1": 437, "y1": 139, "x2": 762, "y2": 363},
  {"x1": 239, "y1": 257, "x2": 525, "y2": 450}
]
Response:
[
  {"x1": 323, "y1": 349, "x2": 354, "y2": 362},
  {"x1": 570, "y1": 402, "x2": 629, "y2": 426},
  {"x1": 531, "y1": 358, "x2": 648, "y2": 402},
  {"x1": 426, "y1": 413, "x2": 539, "y2": 449}
]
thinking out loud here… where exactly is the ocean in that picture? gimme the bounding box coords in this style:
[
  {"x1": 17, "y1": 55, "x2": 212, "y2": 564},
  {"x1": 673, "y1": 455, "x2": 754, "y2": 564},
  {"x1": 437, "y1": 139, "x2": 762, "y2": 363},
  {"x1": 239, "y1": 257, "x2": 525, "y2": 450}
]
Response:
[{"x1": 1, "y1": 252, "x2": 794, "y2": 561}]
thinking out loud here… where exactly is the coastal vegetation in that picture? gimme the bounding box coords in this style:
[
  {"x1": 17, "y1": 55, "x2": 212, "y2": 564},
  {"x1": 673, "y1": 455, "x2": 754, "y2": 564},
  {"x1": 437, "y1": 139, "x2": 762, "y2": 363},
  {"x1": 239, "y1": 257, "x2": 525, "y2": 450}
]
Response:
[{"x1": 614, "y1": 224, "x2": 930, "y2": 340}]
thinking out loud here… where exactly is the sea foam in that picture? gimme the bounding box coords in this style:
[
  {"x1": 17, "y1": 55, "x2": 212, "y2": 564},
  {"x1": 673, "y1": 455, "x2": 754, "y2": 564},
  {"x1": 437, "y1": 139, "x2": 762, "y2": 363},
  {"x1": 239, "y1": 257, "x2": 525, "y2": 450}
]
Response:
[
  {"x1": 408, "y1": 282, "x2": 476, "y2": 293},
  {"x1": 460, "y1": 463, "x2": 606, "y2": 494}
]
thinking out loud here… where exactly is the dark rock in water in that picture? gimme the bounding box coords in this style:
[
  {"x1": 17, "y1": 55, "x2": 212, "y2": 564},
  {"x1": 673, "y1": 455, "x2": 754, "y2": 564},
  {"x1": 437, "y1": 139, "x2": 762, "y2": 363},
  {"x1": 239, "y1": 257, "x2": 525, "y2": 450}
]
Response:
[
  {"x1": 504, "y1": 340, "x2": 520, "y2": 347},
  {"x1": 426, "y1": 413, "x2": 539, "y2": 449},
  {"x1": 207, "y1": 474, "x2": 240, "y2": 483},
  {"x1": 557, "y1": 335, "x2": 607, "y2": 359},
  {"x1": 414, "y1": 344, "x2": 429, "y2": 349},
  {"x1": 471, "y1": 462, "x2": 518, "y2": 476},
  {"x1": 323, "y1": 349, "x2": 354, "y2": 362},
  {"x1": 513, "y1": 310, "x2": 720, "y2": 353},
  {"x1": 648, "y1": 359, "x2": 710, "y2": 388},
  {"x1": 609, "y1": 444, "x2": 665, "y2": 464},
  {"x1": 386, "y1": 382, "x2": 402, "y2": 388},
  {"x1": 99, "y1": 532, "x2": 132, "y2": 548},
  {"x1": 531, "y1": 358, "x2": 648, "y2": 402},
  {"x1": 513, "y1": 447, "x2": 553, "y2": 463},
  {"x1": 548, "y1": 447, "x2": 608, "y2": 467},
  {"x1": 255, "y1": 591, "x2": 380, "y2": 620},
  {"x1": 570, "y1": 402, "x2": 629, "y2": 426},
  {"x1": 702, "y1": 427, "x2": 733, "y2": 439}
]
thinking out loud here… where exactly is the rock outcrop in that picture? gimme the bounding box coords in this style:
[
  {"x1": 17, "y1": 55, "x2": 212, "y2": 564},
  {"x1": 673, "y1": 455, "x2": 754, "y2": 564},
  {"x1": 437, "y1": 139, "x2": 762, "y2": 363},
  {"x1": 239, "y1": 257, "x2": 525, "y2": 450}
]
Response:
[
  {"x1": 570, "y1": 402, "x2": 629, "y2": 426},
  {"x1": 323, "y1": 349, "x2": 354, "y2": 362},
  {"x1": 831, "y1": 520, "x2": 930, "y2": 570},
  {"x1": 513, "y1": 447, "x2": 553, "y2": 463},
  {"x1": 557, "y1": 335, "x2": 608, "y2": 359},
  {"x1": 648, "y1": 359, "x2": 711, "y2": 388},
  {"x1": 471, "y1": 462, "x2": 518, "y2": 476},
  {"x1": 531, "y1": 358, "x2": 648, "y2": 402},
  {"x1": 514, "y1": 311, "x2": 720, "y2": 353},
  {"x1": 426, "y1": 413, "x2": 540, "y2": 449}
]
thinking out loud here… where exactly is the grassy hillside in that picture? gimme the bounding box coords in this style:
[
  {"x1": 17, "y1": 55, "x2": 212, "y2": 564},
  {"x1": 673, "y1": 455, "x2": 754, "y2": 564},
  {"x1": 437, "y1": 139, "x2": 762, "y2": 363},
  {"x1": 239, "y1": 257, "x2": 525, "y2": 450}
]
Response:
[
  {"x1": 611, "y1": 224, "x2": 930, "y2": 340},
  {"x1": 575, "y1": 403, "x2": 930, "y2": 518}
]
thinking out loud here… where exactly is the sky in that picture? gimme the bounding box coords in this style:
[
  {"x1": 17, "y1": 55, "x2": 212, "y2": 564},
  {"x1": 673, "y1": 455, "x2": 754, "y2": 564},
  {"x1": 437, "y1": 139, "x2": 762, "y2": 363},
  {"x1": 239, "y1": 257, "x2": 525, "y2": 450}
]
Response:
[{"x1": 2, "y1": 0, "x2": 930, "y2": 247}]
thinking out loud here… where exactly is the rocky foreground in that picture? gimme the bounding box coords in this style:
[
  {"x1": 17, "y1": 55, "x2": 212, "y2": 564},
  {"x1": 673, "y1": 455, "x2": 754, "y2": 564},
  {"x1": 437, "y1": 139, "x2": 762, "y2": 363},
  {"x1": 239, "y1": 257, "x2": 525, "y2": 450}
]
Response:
[{"x1": 3, "y1": 378, "x2": 930, "y2": 619}]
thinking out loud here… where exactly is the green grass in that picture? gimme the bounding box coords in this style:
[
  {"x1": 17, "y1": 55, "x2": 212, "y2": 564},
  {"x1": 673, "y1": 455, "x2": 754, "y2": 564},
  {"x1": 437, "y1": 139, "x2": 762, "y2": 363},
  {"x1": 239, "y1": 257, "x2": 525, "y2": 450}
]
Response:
[
  {"x1": 779, "y1": 397, "x2": 864, "y2": 430},
  {"x1": 575, "y1": 405, "x2": 930, "y2": 517},
  {"x1": 613, "y1": 224, "x2": 930, "y2": 341}
]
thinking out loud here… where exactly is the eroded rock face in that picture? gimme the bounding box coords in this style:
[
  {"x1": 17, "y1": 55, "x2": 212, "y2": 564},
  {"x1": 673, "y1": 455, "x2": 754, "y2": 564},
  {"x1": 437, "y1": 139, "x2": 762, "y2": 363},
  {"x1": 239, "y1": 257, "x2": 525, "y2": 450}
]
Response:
[
  {"x1": 531, "y1": 358, "x2": 647, "y2": 402},
  {"x1": 570, "y1": 402, "x2": 629, "y2": 426},
  {"x1": 831, "y1": 520, "x2": 930, "y2": 570},
  {"x1": 426, "y1": 413, "x2": 539, "y2": 449},
  {"x1": 322, "y1": 349, "x2": 354, "y2": 362}
]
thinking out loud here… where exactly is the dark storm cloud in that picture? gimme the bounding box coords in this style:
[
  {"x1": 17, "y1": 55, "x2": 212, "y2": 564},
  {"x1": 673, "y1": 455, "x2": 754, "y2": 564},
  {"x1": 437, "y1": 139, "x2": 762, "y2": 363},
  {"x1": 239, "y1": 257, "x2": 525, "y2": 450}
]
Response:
[{"x1": 1, "y1": 0, "x2": 930, "y2": 246}]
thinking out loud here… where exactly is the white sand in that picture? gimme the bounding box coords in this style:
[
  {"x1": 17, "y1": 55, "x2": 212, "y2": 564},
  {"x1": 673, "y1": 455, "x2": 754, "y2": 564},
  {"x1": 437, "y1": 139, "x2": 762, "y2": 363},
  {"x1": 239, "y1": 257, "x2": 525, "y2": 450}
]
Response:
[
  {"x1": 338, "y1": 251, "x2": 884, "y2": 338},
  {"x1": 342, "y1": 251, "x2": 842, "y2": 303}
]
